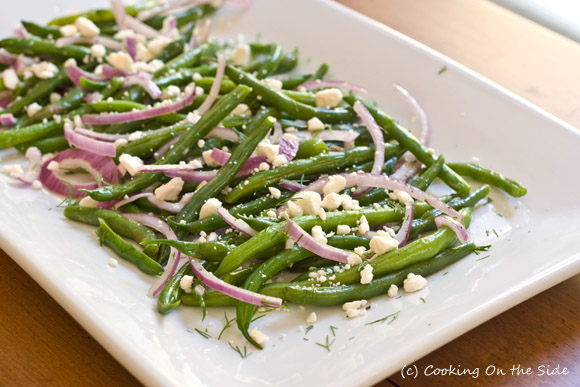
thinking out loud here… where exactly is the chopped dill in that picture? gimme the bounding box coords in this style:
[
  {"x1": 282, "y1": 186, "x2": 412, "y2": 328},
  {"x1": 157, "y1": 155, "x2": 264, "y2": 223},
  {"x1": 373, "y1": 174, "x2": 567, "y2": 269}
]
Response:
[
  {"x1": 305, "y1": 325, "x2": 314, "y2": 334},
  {"x1": 438, "y1": 65, "x2": 448, "y2": 75},
  {"x1": 476, "y1": 255, "x2": 491, "y2": 261},
  {"x1": 420, "y1": 297, "x2": 426, "y2": 303},
  {"x1": 315, "y1": 335, "x2": 336, "y2": 352},
  {"x1": 329, "y1": 325, "x2": 338, "y2": 337},
  {"x1": 218, "y1": 312, "x2": 237, "y2": 340},
  {"x1": 365, "y1": 311, "x2": 400, "y2": 326},
  {"x1": 193, "y1": 328, "x2": 211, "y2": 339},
  {"x1": 229, "y1": 342, "x2": 251, "y2": 359}
]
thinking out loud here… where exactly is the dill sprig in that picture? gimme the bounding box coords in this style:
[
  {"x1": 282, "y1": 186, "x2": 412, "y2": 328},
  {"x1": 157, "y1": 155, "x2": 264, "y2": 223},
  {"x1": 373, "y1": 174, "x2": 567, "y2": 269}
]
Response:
[
  {"x1": 315, "y1": 335, "x2": 336, "y2": 352},
  {"x1": 365, "y1": 311, "x2": 400, "y2": 326}
]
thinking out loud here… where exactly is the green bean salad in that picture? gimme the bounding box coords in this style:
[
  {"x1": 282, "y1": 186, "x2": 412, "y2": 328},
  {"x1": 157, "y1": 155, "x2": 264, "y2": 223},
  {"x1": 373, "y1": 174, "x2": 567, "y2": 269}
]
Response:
[{"x1": 0, "y1": 0, "x2": 526, "y2": 350}]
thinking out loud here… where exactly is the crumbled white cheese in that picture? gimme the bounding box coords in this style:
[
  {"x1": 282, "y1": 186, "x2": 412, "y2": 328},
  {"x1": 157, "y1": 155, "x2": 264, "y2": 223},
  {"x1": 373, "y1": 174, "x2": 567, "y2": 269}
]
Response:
[
  {"x1": 342, "y1": 300, "x2": 367, "y2": 310},
  {"x1": 118, "y1": 154, "x2": 144, "y2": 176},
  {"x1": 321, "y1": 192, "x2": 342, "y2": 210},
  {"x1": 286, "y1": 201, "x2": 303, "y2": 217},
  {"x1": 231, "y1": 103, "x2": 251, "y2": 116},
  {"x1": 369, "y1": 235, "x2": 398, "y2": 255},
  {"x1": 268, "y1": 187, "x2": 281, "y2": 199},
  {"x1": 108, "y1": 258, "x2": 119, "y2": 268},
  {"x1": 163, "y1": 85, "x2": 181, "y2": 100},
  {"x1": 75, "y1": 16, "x2": 100, "y2": 37},
  {"x1": 2, "y1": 68, "x2": 19, "y2": 90},
  {"x1": 186, "y1": 111, "x2": 201, "y2": 124},
  {"x1": 90, "y1": 44, "x2": 106, "y2": 59},
  {"x1": 249, "y1": 328, "x2": 269, "y2": 345},
  {"x1": 311, "y1": 225, "x2": 327, "y2": 244},
  {"x1": 49, "y1": 92, "x2": 62, "y2": 104},
  {"x1": 318, "y1": 207, "x2": 326, "y2": 221},
  {"x1": 63, "y1": 58, "x2": 77, "y2": 68},
  {"x1": 315, "y1": 88, "x2": 343, "y2": 108},
  {"x1": 336, "y1": 225, "x2": 351, "y2": 235},
  {"x1": 323, "y1": 175, "x2": 346, "y2": 195},
  {"x1": 387, "y1": 284, "x2": 398, "y2": 298},
  {"x1": 47, "y1": 160, "x2": 60, "y2": 171},
  {"x1": 26, "y1": 102, "x2": 42, "y2": 117},
  {"x1": 31, "y1": 180, "x2": 42, "y2": 190},
  {"x1": 147, "y1": 36, "x2": 171, "y2": 57},
  {"x1": 354, "y1": 246, "x2": 366, "y2": 255},
  {"x1": 358, "y1": 215, "x2": 370, "y2": 235},
  {"x1": 293, "y1": 190, "x2": 322, "y2": 215},
  {"x1": 194, "y1": 284, "x2": 205, "y2": 296},
  {"x1": 272, "y1": 154, "x2": 288, "y2": 167},
  {"x1": 202, "y1": 149, "x2": 220, "y2": 167},
  {"x1": 346, "y1": 308, "x2": 366, "y2": 318},
  {"x1": 154, "y1": 177, "x2": 184, "y2": 201},
  {"x1": 192, "y1": 72, "x2": 202, "y2": 81},
  {"x1": 59, "y1": 24, "x2": 78, "y2": 37},
  {"x1": 108, "y1": 51, "x2": 134, "y2": 72},
  {"x1": 255, "y1": 140, "x2": 279, "y2": 163},
  {"x1": 2, "y1": 164, "x2": 23, "y2": 176},
  {"x1": 340, "y1": 194, "x2": 359, "y2": 210},
  {"x1": 258, "y1": 162, "x2": 270, "y2": 171},
  {"x1": 199, "y1": 198, "x2": 222, "y2": 219},
  {"x1": 190, "y1": 159, "x2": 203, "y2": 169},
  {"x1": 403, "y1": 273, "x2": 427, "y2": 293},
  {"x1": 347, "y1": 253, "x2": 362, "y2": 266},
  {"x1": 231, "y1": 44, "x2": 251, "y2": 66},
  {"x1": 307, "y1": 117, "x2": 324, "y2": 131},
  {"x1": 31, "y1": 62, "x2": 59, "y2": 79},
  {"x1": 263, "y1": 78, "x2": 282, "y2": 90},
  {"x1": 306, "y1": 312, "x2": 318, "y2": 324},
  {"x1": 79, "y1": 196, "x2": 98, "y2": 207},
  {"x1": 389, "y1": 189, "x2": 413, "y2": 204},
  {"x1": 179, "y1": 275, "x2": 194, "y2": 293},
  {"x1": 360, "y1": 264, "x2": 374, "y2": 284}
]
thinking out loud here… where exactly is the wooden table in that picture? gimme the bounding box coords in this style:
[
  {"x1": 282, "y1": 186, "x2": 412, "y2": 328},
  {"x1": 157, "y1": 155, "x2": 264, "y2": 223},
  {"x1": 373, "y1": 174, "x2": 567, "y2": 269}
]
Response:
[{"x1": 1, "y1": 0, "x2": 579, "y2": 385}]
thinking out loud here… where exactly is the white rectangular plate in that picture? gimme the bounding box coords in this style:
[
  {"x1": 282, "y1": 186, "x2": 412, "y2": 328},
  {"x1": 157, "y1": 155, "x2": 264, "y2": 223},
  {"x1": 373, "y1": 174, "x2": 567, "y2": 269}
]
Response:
[{"x1": 1, "y1": 1, "x2": 580, "y2": 386}]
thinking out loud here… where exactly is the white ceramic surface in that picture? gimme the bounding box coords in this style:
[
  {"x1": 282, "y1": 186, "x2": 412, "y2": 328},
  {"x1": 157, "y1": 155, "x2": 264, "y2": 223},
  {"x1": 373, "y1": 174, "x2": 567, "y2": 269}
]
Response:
[{"x1": 1, "y1": 1, "x2": 580, "y2": 386}]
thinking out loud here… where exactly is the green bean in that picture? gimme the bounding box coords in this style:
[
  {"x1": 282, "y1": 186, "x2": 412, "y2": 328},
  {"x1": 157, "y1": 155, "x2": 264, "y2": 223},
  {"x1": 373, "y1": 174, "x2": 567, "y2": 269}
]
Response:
[
  {"x1": 156, "y1": 39, "x2": 186, "y2": 63},
  {"x1": 26, "y1": 88, "x2": 86, "y2": 125},
  {"x1": 308, "y1": 63, "x2": 329, "y2": 82},
  {"x1": 214, "y1": 205, "x2": 405, "y2": 277},
  {"x1": 168, "y1": 192, "x2": 293, "y2": 233},
  {"x1": 447, "y1": 162, "x2": 527, "y2": 197},
  {"x1": 85, "y1": 85, "x2": 252, "y2": 201},
  {"x1": 21, "y1": 21, "x2": 62, "y2": 39},
  {"x1": 157, "y1": 262, "x2": 192, "y2": 314},
  {"x1": 0, "y1": 121, "x2": 63, "y2": 149},
  {"x1": 344, "y1": 96, "x2": 471, "y2": 196},
  {"x1": 255, "y1": 44, "x2": 283, "y2": 79},
  {"x1": 96, "y1": 218, "x2": 163, "y2": 276},
  {"x1": 0, "y1": 38, "x2": 91, "y2": 61},
  {"x1": 12, "y1": 76, "x2": 38, "y2": 98},
  {"x1": 80, "y1": 77, "x2": 108, "y2": 91},
  {"x1": 175, "y1": 108, "x2": 276, "y2": 223},
  {"x1": 2, "y1": 68, "x2": 70, "y2": 116},
  {"x1": 64, "y1": 206, "x2": 159, "y2": 258},
  {"x1": 281, "y1": 74, "x2": 312, "y2": 90},
  {"x1": 47, "y1": 4, "x2": 143, "y2": 26},
  {"x1": 224, "y1": 144, "x2": 400, "y2": 203},
  {"x1": 235, "y1": 216, "x2": 280, "y2": 231},
  {"x1": 281, "y1": 242, "x2": 477, "y2": 305},
  {"x1": 15, "y1": 135, "x2": 69, "y2": 154},
  {"x1": 410, "y1": 154, "x2": 444, "y2": 190},
  {"x1": 275, "y1": 48, "x2": 299, "y2": 74},
  {"x1": 141, "y1": 240, "x2": 231, "y2": 262},
  {"x1": 154, "y1": 65, "x2": 217, "y2": 88},
  {"x1": 225, "y1": 65, "x2": 355, "y2": 123},
  {"x1": 295, "y1": 138, "x2": 329, "y2": 159},
  {"x1": 154, "y1": 42, "x2": 215, "y2": 77}
]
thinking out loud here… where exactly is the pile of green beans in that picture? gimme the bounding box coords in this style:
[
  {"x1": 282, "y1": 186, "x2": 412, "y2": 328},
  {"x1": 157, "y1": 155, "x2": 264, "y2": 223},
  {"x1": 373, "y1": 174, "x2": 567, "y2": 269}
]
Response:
[{"x1": 0, "y1": 1, "x2": 528, "y2": 351}]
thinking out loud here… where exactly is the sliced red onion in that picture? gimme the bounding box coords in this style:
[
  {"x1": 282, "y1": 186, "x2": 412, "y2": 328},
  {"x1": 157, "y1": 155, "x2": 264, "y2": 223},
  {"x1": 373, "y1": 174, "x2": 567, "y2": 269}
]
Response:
[
  {"x1": 278, "y1": 135, "x2": 299, "y2": 162},
  {"x1": 82, "y1": 83, "x2": 196, "y2": 125},
  {"x1": 67, "y1": 65, "x2": 105, "y2": 89},
  {"x1": 297, "y1": 80, "x2": 367, "y2": 94},
  {"x1": 206, "y1": 127, "x2": 239, "y2": 142},
  {"x1": 283, "y1": 221, "x2": 350, "y2": 263},
  {"x1": 166, "y1": 170, "x2": 217, "y2": 182},
  {"x1": 279, "y1": 179, "x2": 305, "y2": 192},
  {"x1": 354, "y1": 101, "x2": 384, "y2": 175},
  {"x1": 393, "y1": 83, "x2": 430, "y2": 146},
  {"x1": 64, "y1": 124, "x2": 117, "y2": 157},
  {"x1": 188, "y1": 256, "x2": 281, "y2": 308},
  {"x1": 209, "y1": 147, "x2": 231, "y2": 165},
  {"x1": 39, "y1": 149, "x2": 119, "y2": 198},
  {"x1": 125, "y1": 37, "x2": 137, "y2": 61},
  {"x1": 101, "y1": 64, "x2": 127, "y2": 78},
  {"x1": 56, "y1": 36, "x2": 123, "y2": 51},
  {"x1": 270, "y1": 121, "x2": 283, "y2": 144},
  {"x1": 315, "y1": 129, "x2": 359, "y2": 145},
  {"x1": 0, "y1": 49, "x2": 17, "y2": 66},
  {"x1": 123, "y1": 74, "x2": 162, "y2": 99},
  {"x1": 0, "y1": 113, "x2": 16, "y2": 126},
  {"x1": 125, "y1": 15, "x2": 162, "y2": 39},
  {"x1": 196, "y1": 54, "x2": 225, "y2": 115},
  {"x1": 136, "y1": 162, "x2": 202, "y2": 173},
  {"x1": 84, "y1": 92, "x2": 104, "y2": 104},
  {"x1": 154, "y1": 133, "x2": 183, "y2": 161},
  {"x1": 122, "y1": 213, "x2": 181, "y2": 297},
  {"x1": 72, "y1": 128, "x2": 127, "y2": 142},
  {"x1": 14, "y1": 24, "x2": 28, "y2": 38},
  {"x1": 115, "y1": 192, "x2": 184, "y2": 213},
  {"x1": 434, "y1": 215, "x2": 469, "y2": 242},
  {"x1": 209, "y1": 148, "x2": 267, "y2": 173},
  {"x1": 137, "y1": 0, "x2": 208, "y2": 20},
  {"x1": 394, "y1": 201, "x2": 414, "y2": 247},
  {"x1": 217, "y1": 207, "x2": 257, "y2": 236},
  {"x1": 162, "y1": 16, "x2": 178, "y2": 35},
  {"x1": 390, "y1": 160, "x2": 422, "y2": 183},
  {"x1": 9, "y1": 147, "x2": 42, "y2": 184}
]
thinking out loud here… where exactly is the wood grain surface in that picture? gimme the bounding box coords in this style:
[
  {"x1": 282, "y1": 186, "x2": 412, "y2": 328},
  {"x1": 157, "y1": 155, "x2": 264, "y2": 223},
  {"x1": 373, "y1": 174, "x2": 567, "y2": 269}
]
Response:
[{"x1": 1, "y1": 0, "x2": 579, "y2": 386}]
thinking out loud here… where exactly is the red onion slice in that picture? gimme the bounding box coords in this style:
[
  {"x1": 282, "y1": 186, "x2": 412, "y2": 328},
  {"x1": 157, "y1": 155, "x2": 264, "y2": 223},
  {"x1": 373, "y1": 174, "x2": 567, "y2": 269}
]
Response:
[
  {"x1": 64, "y1": 124, "x2": 117, "y2": 157},
  {"x1": 39, "y1": 149, "x2": 119, "y2": 198},
  {"x1": 283, "y1": 220, "x2": 350, "y2": 263},
  {"x1": 123, "y1": 75, "x2": 162, "y2": 99},
  {"x1": 206, "y1": 127, "x2": 239, "y2": 142},
  {"x1": 394, "y1": 201, "x2": 414, "y2": 247},
  {"x1": 122, "y1": 213, "x2": 182, "y2": 296},
  {"x1": 0, "y1": 49, "x2": 17, "y2": 66},
  {"x1": 82, "y1": 83, "x2": 196, "y2": 125},
  {"x1": 67, "y1": 65, "x2": 105, "y2": 89},
  {"x1": 390, "y1": 160, "x2": 422, "y2": 183},
  {"x1": 209, "y1": 148, "x2": 267, "y2": 172},
  {"x1": 125, "y1": 37, "x2": 137, "y2": 61},
  {"x1": 101, "y1": 64, "x2": 127, "y2": 78},
  {"x1": 56, "y1": 36, "x2": 123, "y2": 51},
  {"x1": 136, "y1": 163, "x2": 202, "y2": 173},
  {"x1": 434, "y1": 215, "x2": 469, "y2": 242},
  {"x1": 188, "y1": 256, "x2": 282, "y2": 308},
  {"x1": 278, "y1": 135, "x2": 299, "y2": 162},
  {"x1": 115, "y1": 192, "x2": 184, "y2": 213},
  {"x1": 297, "y1": 80, "x2": 367, "y2": 94},
  {"x1": 279, "y1": 179, "x2": 306, "y2": 192},
  {"x1": 354, "y1": 101, "x2": 384, "y2": 176},
  {"x1": 393, "y1": 83, "x2": 430, "y2": 146},
  {"x1": 196, "y1": 54, "x2": 225, "y2": 115},
  {"x1": 217, "y1": 207, "x2": 257, "y2": 236},
  {"x1": 137, "y1": 0, "x2": 211, "y2": 21},
  {"x1": 0, "y1": 113, "x2": 16, "y2": 126},
  {"x1": 9, "y1": 147, "x2": 42, "y2": 184},
  {"x1": 74, "y1": 128, "x2": 128, "y2": 142}
]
